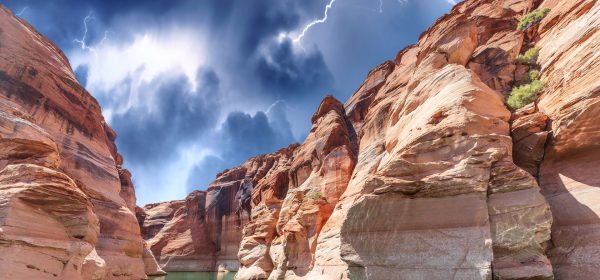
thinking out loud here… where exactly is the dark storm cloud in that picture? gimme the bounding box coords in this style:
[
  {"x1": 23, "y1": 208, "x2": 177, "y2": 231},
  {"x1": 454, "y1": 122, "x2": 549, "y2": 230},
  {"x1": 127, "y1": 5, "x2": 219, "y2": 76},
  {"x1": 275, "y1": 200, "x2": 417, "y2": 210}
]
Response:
[
  {"x1": 185, "y1": 107, "x2": 295, "y2": 191},
  {"x1": 222, "y1": 111, "x2": 295, "y2": 162},
  {"x1": 3, "y1": 0, "x2": 335, "y2": 107},
  {"x1": 2, "y1": 0, "x2": 455, "y2": 204},
  {"x1": 266, "y1": 101, "x2": 295, "y2": 141},
  {"x1": 111, "y1": 69, "x2": 220, "y2": 164},
  {"x1": 256, "y1": 39, "x2": 333, "y2": 98}
]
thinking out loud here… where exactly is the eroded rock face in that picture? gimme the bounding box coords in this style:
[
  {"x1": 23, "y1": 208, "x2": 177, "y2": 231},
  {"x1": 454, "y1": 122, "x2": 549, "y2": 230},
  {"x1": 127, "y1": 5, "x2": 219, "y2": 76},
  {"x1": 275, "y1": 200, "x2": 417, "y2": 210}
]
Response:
[
  {"x1": 135, "y1": 0, "x2": 600, "y2": 279},
  {"x1": 260, "y1": 96, "x2": 357, "y2": 280},
  {"x1": 0, "y1": 6, "x2": 157, "y2": 279},
  {"x1": 510, "y1": 103, "x2": 549, "y2": 176},
  {"x1": 534, "y1": 0, "x2": 600, "y2": 278},
  {"x1": 138, "y1": 145, "x2": 299, "y2": 273}
]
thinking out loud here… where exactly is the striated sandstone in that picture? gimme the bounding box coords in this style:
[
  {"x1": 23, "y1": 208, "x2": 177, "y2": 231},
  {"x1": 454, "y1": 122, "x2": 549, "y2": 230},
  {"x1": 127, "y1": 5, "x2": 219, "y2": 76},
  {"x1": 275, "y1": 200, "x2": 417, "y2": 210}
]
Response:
[
  {"x1": 260, "y1": 96, "x2": 356, "y2": 280},
  {"x1": 135, "y1": 0, "x2": 600, "y2": 279},
  {"x1": 534, "y1": 0, "x2": 600, "y2": 278},
  {"x1": 0, "y1": 5, "x2": 159, "y2": 279},
  {"x1": 138, "y1": 145, "x2": 298, "y2": 273}
]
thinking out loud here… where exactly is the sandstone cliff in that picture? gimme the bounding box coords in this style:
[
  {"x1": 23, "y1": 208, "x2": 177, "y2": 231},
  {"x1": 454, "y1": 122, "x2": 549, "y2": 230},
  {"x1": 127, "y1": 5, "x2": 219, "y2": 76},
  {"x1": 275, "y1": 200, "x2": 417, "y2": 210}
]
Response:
[
  {"x1": 0, "y1": 6, "x2": 162, "y2": 279},
  {"x1": 138, "y1": 0, "x2": 600, "y2": 279},
  {"x1": 138, "y1": 145, "x2": 299, "y2": 272}
]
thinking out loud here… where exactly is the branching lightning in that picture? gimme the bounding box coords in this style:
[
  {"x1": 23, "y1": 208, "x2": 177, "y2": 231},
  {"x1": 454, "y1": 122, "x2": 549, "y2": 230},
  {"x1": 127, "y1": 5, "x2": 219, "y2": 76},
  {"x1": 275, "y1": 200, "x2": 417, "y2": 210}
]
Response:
[
  {"x1": 293, "y1": 0, "x2": 337, "y2": 43},
  {"x1": 73, "y1": 12, "x2": 111, "y2": 53},
  {"x1": 73, "y1": 12, "x2": 94, "y2": 50},
  {"x1": 16, "y1": 7, "x2": 28, "y2": 17}
]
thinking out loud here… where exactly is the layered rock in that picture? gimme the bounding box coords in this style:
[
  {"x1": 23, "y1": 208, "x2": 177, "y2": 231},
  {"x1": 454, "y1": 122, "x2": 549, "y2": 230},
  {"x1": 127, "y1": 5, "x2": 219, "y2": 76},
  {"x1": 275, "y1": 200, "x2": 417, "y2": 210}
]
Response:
[
  {"x1": 138, "y1": 145, "x2": 298, "y2": 272},
  {"x1": 135, "y1": 0, "x2": 600, "y2": 279},
  {"x1": 0, "y1": 6, "x2": 158, "y2": 279},
  {"x1": 240, "y1": 96, "x2": 357, "y2": 280},
  {"x1": 534, "y1": 0, "x2": 600, "y2": 278},
  {"x1": 510, "y1": 103, "x2": 549, "y2": 176}
]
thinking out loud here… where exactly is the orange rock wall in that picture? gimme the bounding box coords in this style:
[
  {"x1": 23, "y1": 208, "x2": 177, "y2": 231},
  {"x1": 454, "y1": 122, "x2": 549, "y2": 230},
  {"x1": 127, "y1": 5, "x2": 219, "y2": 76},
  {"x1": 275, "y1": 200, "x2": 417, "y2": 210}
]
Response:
[{"x1": 0, "y1": 6, "x2": 161, "y2": 279}]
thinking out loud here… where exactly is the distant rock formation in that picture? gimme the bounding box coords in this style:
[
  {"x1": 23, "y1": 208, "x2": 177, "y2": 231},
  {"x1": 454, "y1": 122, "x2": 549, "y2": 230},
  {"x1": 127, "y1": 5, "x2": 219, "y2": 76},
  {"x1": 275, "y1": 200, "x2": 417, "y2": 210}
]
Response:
[
  {"x1": 137, "y1": 145, "x2": 298, "y2": 272},
  {"x1": 0, "y1": 5, "x2": 161, "y2": 279}
]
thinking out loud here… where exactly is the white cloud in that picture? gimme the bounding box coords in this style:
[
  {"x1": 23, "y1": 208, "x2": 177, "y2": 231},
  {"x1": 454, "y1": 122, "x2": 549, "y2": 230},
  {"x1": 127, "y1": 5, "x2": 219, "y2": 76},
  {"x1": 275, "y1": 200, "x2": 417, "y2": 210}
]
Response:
[
  {"x1": 70, "y1": 28, "x2": 205, "y2": 120},
  {"x1": 68, "y1": 28, "x2": 211, "y2": 204}
]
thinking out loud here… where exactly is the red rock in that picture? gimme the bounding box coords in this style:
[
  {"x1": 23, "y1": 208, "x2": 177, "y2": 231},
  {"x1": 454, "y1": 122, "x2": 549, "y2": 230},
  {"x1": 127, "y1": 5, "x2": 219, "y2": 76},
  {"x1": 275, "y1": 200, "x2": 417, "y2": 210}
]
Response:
[
  {"x1": 534, "y1": 0, "x2": 600, "y2": 278},
  {"x1": 510, "y1": 105, "x2": 549, "y2": 176},
  {"x1": 137, "y1": 0, "x2": 600, "y2": 278},
  {"x1": 0, "y1": 5, "x2": 158, "y2": 279},
  {"x1": 3, "y1": 0, "x2": 597, "y2": 278},
  {"x1": 141, "y1": 0, "x2": 600, "y2": 279},
  {"x1": 138, "y1": 146, "x2": 298, "y2": 273}
]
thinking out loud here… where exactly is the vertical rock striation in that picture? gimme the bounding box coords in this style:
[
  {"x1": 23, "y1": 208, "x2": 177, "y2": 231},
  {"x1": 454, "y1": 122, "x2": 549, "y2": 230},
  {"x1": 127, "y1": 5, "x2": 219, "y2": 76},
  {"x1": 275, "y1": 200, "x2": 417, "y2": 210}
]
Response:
[
  {"x1": 138, "y1": 145, "x2": 299, "y2": 273},
  {"x1": 0, "y1": 5, "x2": 159, "y2": 279},
  {"x1": 134, "y1": 0, "x2": 600, "y2": 279},
  {"x1": 534, "y1": 0, "x2": 600, "y2": 278}
]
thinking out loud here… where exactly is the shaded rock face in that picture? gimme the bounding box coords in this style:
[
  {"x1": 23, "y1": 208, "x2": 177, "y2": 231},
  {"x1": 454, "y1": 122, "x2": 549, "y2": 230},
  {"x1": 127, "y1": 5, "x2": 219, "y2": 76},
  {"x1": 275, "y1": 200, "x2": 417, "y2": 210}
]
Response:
[
  {"x1": 534, "y1": 0, "x2": 600, "y2": 278},
  {"x1": 138, "y1": 145, "x2": 299, "y2": 272},
  {"x1": 138, "y1": 190, "x2": 216, "y2": 271},
  {"x1": 135, "y1": 0, "x2": 600, "y2": 279},
  {"x1": 0, "y1": 6, "x2": 159, "y2": 279},
  {"x1": 240, "y1": 96, "x2": 357, "y2": 280},
  {"x1": 137, "y1": 97, "x2": 358, "y2": 278}
]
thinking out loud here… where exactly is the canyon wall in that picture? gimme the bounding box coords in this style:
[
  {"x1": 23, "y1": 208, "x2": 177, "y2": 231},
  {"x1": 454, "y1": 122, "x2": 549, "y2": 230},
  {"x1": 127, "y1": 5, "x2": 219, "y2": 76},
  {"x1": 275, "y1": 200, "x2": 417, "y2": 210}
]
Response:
[
  {"x1": 7, "y1": 0, "x2": 600, "y2": 278},
  {"x1": 138, "y1": 145, "x2": 299, "y2": 272},
  {"x1": 0, "y1": 6, "x2": 162, "y2": 279},
  {"x1": 139, "y1": 0, "x2": 600, "y2": 279},
  {"x1": 0, "y1": 1, "x2": 587, "y2": 279}
]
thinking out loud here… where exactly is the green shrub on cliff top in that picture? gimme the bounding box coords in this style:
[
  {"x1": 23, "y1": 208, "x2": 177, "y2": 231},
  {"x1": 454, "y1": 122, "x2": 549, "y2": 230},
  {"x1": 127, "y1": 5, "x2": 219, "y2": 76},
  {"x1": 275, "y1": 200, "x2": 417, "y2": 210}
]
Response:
[
  {"x1": 516, "y1": 47, "x2": 540, "y2": 64},
  {"x1": 517, "y1": 8, "x2": 551, "y2": 30}
]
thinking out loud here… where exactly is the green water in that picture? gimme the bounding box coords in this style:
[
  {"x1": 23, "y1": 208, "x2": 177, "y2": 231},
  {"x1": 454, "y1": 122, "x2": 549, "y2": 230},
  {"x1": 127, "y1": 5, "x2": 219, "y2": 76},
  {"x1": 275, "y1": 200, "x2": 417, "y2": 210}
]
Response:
[{"x1": 149, "y1": 272, "x2": 236, "y2": 280}]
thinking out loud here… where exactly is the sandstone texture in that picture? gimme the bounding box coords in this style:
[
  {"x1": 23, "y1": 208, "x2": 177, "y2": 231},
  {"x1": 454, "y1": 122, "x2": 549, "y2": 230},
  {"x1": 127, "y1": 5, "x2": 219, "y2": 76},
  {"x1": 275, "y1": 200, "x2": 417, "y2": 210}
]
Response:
[
  {"x1": 534, "y1": 0, "x2": 600, "y2": 278},
  {"x1": 138, "y1": 145, "x2": 299, "y2": 272},
  {"x1": 0, "y1": 6, "x2": 160, "y2": 279},
  {"x1": 134, "y1": 0, "x2": 600, "y2": 279}
]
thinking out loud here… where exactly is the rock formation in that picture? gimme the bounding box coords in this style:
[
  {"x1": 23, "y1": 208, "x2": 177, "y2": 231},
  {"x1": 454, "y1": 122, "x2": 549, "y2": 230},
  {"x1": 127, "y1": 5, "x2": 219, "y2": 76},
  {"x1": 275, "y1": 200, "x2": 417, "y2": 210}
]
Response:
[
  {"x1": 2, "y1": 0, "x2": 596, "y2": 278},
  {"x1": 138, "y1": 145, "x2": 299, "y2": 272},
  {"x1": 0, "y1": 6, "x2": 161, "y2": 279},
  {"x1": 139, "y1": 0, "x2": 600, "y2": 279},
  {"x1": 535, "y1": 0, "x2": 600, "y2": 278}
]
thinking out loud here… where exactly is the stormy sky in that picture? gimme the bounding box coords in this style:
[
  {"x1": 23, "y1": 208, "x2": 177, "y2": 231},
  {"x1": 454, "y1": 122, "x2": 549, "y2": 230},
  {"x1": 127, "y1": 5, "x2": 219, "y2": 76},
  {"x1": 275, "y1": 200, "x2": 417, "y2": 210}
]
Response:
[{"x1": 3, "y1": 0, "x2": 455, "y2": 205}]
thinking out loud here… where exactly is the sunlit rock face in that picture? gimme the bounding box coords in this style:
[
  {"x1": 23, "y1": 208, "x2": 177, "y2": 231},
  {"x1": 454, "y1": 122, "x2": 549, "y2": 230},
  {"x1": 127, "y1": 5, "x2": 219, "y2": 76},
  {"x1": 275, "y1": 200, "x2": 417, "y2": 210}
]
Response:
[
  {"x1": 137, "y1": 0, "x2": 600, "y2": 279},
  {"x1": 0, "y1": 6, "x2": 159, "y2": 279}
]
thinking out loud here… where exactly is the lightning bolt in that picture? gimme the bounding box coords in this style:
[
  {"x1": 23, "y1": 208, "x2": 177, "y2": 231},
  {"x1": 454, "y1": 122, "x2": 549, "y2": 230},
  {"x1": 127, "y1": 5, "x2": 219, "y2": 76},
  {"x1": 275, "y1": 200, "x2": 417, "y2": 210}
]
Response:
[
  {"x1": 73, "y1": 12, "x2": 94, "y2": 50},
  {"x1": 379, "y1": 0, "x2": 383, "y2": 13},
  {"x1": 16, "y1": 6, "x2": 28, "y2": 17},
  {"x1": 73, "y1": 12, "x2": 111, "y2": 53},
  {"x1": 265, "y1": 100, "x2": 285, "y2": 114},
  {"x1": 293, "y1": 0, "x2": 337, "y2": 43}
]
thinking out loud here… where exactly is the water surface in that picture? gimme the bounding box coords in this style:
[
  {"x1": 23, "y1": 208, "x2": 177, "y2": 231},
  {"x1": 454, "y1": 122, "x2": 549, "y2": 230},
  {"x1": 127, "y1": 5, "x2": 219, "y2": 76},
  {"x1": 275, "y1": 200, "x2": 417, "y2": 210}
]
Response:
[{"x1": 149, "y1": 272, "x2": 236, "y2": 280}]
